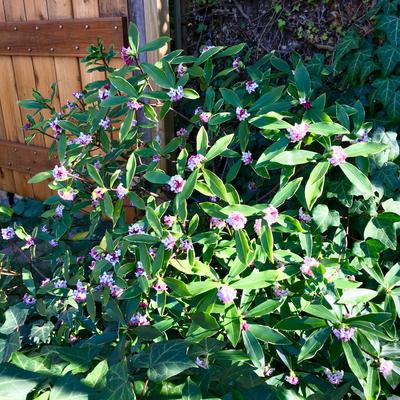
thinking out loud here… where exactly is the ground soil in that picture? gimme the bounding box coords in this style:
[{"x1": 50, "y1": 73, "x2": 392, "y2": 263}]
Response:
[{"x1": 181, "y1": 0, "x2": 376, "y2": 60}]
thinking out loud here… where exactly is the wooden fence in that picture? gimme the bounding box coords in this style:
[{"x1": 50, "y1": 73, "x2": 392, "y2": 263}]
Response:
[{"x1": 0, "y1": 0, "x2": 169, "y2": 201}]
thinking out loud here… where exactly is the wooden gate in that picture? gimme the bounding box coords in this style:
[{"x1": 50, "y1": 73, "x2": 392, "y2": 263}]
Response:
[{"x1": 0, "y1": 0, "x2": 169, "y2": 201}]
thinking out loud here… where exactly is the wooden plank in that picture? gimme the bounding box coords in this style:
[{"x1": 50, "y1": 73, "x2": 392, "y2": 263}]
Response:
[
  {"x1": 99, "y1": 0, "x2": 128, "y2": 17},
  {"x1": 72, "y1": 0, "x2": 105, "y2": 87},
  {"x1": 46, "y1": 0, "x2": 82, "y2": 106},
  {"x1": 24, "y1": 0, "x2": 57, "y2": 198},
  {"x1": 0, "y1": 0, "x2": 35, "y2": 198},
  {"x1": 0, "y1": 17, "x2": 127, "y2": 56},
  {"x1": 0, "y1": 100, "x2": 16, "y2": 193},
  {"x1": 0, "y1": 140, "x2": 58, "y2": 173}
]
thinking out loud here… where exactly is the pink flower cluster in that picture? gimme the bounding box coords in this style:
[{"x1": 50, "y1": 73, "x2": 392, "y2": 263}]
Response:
[
  {"x1": 1, "y1": 227, "x2": 15, "y2": 240},
  {"x1": 273, "y1": 285, "x2": 289, "y2": 298},
  {"x1": 23, "y1": 293, "x2": 36, "y2": 305},
  {"x1": 128, "y1": 223, "x2": 145, "y2": 235},
  {"x1": 129, "y1": 312, "x2": 149, "y2": 326},
  {"x1": 236, "y1": 107, "x2": 250, "y2": 121},
  {"x1": 217, "y1": 285, "x2": 237, "y2": 304},
  {"x1": 163, "y1": 215, "x2": 175, "y2": 228},
  {"x1": 328, "y1": 146, "x2": 347, "y2": 166},
  {"x1": 324, "y1": 369, "x2": 344, "y2": 385},
  {"x1": 168, "y1": 175, "x2": 186, "y2": 193},
  {"x1": 116, "y1": 183, "x2": 128, "y2": 199},
  {"x1": 300, "y1": 256, "x2": 319, "y2": 276},
  {"x1": 285, "y1": 373, "x2": 299, "y2": 385},
  {"x1": 127, "y1": 100, "x2": 143, "y2": 110},
  {"x1": 210, "y1": 217, "x2": 226, "y2": 229},
  {"x1": 298, "y1": 207, "x2": 312, "y2": 223},
  {"x1": 287, "y1": 122, "x2": 309, "y2": 142},
  {"x1": 245, "y1": 81, "x2": 258, "y2": 94},
  {"x1": 379, "y1": 359, "x2": 394, "y2": 377},
  {"x1": 73, "y1": 280, "x2": 87, "y2": 303},
  {"x1": 121, "y1": 46, "x2": 135, "y2": 65},
  {"x1": 52, "y1": 165, "x2": 68, "y2": 181},
  {"x1": 241, "y1": 151, "x2": 253, "y2": 165},
  {"x1": 105, "y1": 249, "x2": 121, "y2": 266},
  {"x1": 176, "y1": 127, "x2": 188, "y2": 137},
  {"x1": 58, "y1": 187, "x2": 76, "y2": 201},
  {"x1": 152, "y1": 281, "x2": 168, "y2": 292},
  {"x1": 332, "y1": 327, "x2": 356, "y2": 342},
  {"x1": 253, "y1": 218, "x2": 262, "y2": 236},
  {"x1": 162, "y1": 234, "x2": 176, "y2": 250},
  {"x1": 167, "y1": 86, "x2": 184, "y2": 102},
  {"x1": 226, "y1": 212, "x2": 247, "y2": 230},
  {"x1": 263, "y1": 205, "x2": 279, "y2": 226},
  {"x1": 187, "y1": 154, "x2": 206, "y2": 171}
]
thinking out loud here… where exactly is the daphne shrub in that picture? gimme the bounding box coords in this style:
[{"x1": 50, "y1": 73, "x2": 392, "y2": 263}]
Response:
[{"x1": 0, "y1": 23, "x2": 399, "y2": 399}]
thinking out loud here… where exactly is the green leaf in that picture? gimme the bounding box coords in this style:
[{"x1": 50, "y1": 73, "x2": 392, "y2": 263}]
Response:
[
  {"x1": 344, "y1": 143, "x2": 388, "y2": 158},
  {"x1": 203, "y1": 169, "x2": 229, "y2": 202},
  {"x1": 0, "y1": 304, "x2": 28, "y2": 335},
  {"x1": 133, "y1": 340, "x2": 195, "y2": 382},
  {"x1": 230, "y1": 269, "x2": 287, "y2": 290},
  {"x1": 146, "y1": 207, "x2": 163, "y2": 237},
  {"x1": 270, "y1": 150, "x2": 318, "y2": 165},
  {"x1": 182, "y1": 377, "x2": 202, "y2": 400},
  {"x1": 128, "y1": 22, "x2": 139, "y2": 53},
  {"x1": 125, "y1": 234, "x2": 160, "y2": 244},
  {"x1": 109, "y1": 76, "x2": 138, "y2": 97},
  {"x1": 125, "y1": 152, "x2": 137, "y2": 188},
  {"x1": 260, "y1": 224, "x2": 274, "y2": 263},
  {"x1": 141, "y1": 63, "x2": 172, "y2": 89},
  {"x1": 208, "y1": 112, "x2": 233, "y2": 126},
  {"x1": 364, "y1": 362, "x2": 381, "y2": 400},
  {"x1": 205, "y1": 134, "x2": 234, "y2": 161},
  {"x1": 183, "y1": 88, "x2": 200, "y2": 99},
  {"x1": 246, "y1": 299, "x2": 283, "y2": 318},
  {"x1": 196, "y1": 126, "x2": 208, "y2": 154},
  {"x1": 305, "y1": 162, "x2": 329, "y2": 210},
  {"x1": 242, "y1": 330, "x2": 264, "y2": 369},
  {"x1": 87, "y1": 164, "x2": 104, "y2": 187},
  {"x1": 235, "y1": 230, "x2": 250, "y2": 265},
  {"x1": 294, "y1": 61, "x2": 311, "y2": 97},
  {"x1": 249, "y1": 87, "x2": 283, "y2": 112},
  {"x1": 249, "y1": 324, "x2": 291, "y2": 345},
  {"x1": 102, "y1": 192, "x2": 114, "y2": 219},
  {"x1": 224, "y1": 304, "x2": 241, "y2": 347},
  {"x1": 338, "y1": 288, "x2": 377, "y2": 305},
  {"x1": 274, "y1": 316, "x2": 327, "y2": 330},
  {"x1": 28, "y1": 171, "x2": 52, "y2": 184},
  {"x1": 182, "y1": 169, "x2": 199, "y2": 200},
  {"x1": 220, "y1": 88, "x2": 242, "y2": 107},
  {"x1": 219, "y1": 204, "x2": 259, "y2": 217},
  {"x1": 139, "y1": 36, "x2": 171, "y2": 53},
  {"x1": 298, "y1": 328, "x2": 331, "y2": 361},
  {"x1": 271, "y1": 177, "x2": 302, "y2": 207},
  {"x1": 144, "y1": 170, "x2": 170, "y2": 184},
  {"x1": 376, "y1": 44, "x2": 400, "y2": 76},
  {"x1": 342, "y1": 340, "x2": 368, "y2": 380},
  {"x1": 308, "y1": 122, "x2": 350, "y2": 136}
]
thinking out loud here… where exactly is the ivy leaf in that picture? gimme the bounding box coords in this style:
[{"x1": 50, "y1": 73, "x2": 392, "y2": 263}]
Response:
[
  {"x1": 0, "y1": 332, "x2": 20, "y2": 362},
  {"x1": 133, "y1": 340, "x2": 195, "y2": 382},
  {"x1": 0, "y1": 364, "x2": 42, "y2": 399},
  {"x1": 182, "y1": 377, "x2": 202, "y2": 400},
  {"x1": 376, "y1": 44, "x2": 400, "y2": 76},
  {"x1": 377, "y1": 15, "x2": 400, "y2": 47},
  {"x1": 103, "y1": 361, "x2": 135, "y2": 399},
  {"x1": 333, "y1": 31, "x2": 359, "y2": 67},
  {"x1": 364, "y1": 212, "x2": 400, "y2": 250},
  {"x1": 50, "y1": 374, "x2": 94, "y2": 400},
  {"x1": 29, "y1": 321, "x2": 54, "y2": 344},
  {"x1": 312, "y1": 204, "x2": 340, "y2": 233},
  {"x1": 0, "y1": 304, "x2": 28, "y2": 335},
  {"x1": 82, "y1": 360, "x2": 108, "y2": 389}
]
